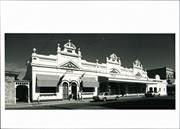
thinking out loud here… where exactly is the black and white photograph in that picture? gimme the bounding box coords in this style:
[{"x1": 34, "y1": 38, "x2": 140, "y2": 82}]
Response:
[
  {"x1": 5, "y1": 33, "x2": 175, "y2": 110},
  {"x1": 1, "y1": 1, "x2": 179, "y2": 129}
]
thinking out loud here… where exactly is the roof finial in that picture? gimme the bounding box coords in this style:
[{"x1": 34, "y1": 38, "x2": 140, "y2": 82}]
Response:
[
  {"x1": 33, "y1": 48, "x2": 36, "y2": 53},
  {"x1": 78, "y1": 48, "x2": 81, "y2": 57},
  {"x1": 96, "y1": 59, "x2": 99, "y2": 63},
  {"x1": 68, "y1": 39, "x2": 71, "y2": 43},
  {"x1": 57, "y1": 43, "x2": 61, "y2": 54}
]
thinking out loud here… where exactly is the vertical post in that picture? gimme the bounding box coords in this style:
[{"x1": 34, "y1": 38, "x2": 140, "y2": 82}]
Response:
[
  {"x1": 125, "y1": 84, "x2": 128, "y2": 96},
  {"x1": 28, "y1": 83, "x2": 30, "y2": 103},
  {"x1": 14, "y1": 83, "x2": 16, "y2": 104},
  {"x1": 57, "y1": 43, "x2": 61, "y2": 64},
  {"x1": 96, "y1": 59, "x2": 99, "y2": 71},
  {"x1": 32, "y1": 72, "x2": 37, "y2": 101},
  {"x1": 145, "y1": 84, "x2": 148, "y2": 93}
]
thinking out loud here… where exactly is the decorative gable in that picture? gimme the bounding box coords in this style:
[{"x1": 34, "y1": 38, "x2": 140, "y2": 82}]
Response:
[
  {"x1": 133, "y1": 59, "x2": 143, "y2": 70},
  {"x1": 135, "y1": 72, "x2": 142, "y2": 78},
  {"x1": 58, "y1": 61, "x2": 80, "y2": 70},
  {"x1": 106, "y1": 53, "x2": 121, "y2": 65},
  {"x1": 109, "y1": 68, "x2": 120, "y2": 74}
]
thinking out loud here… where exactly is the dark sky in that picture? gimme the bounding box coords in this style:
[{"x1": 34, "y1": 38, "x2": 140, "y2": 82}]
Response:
[{"x1": 5, "y1": 34, "x2": 175, "y2": 79}]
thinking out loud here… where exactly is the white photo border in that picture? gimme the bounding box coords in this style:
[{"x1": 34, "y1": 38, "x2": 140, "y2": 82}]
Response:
[{"x1": 1, "y1": 1, "x2": 179, "y2": 129}]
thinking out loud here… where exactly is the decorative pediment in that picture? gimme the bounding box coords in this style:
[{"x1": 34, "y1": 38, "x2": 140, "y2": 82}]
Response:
[
  {"x1": 110, "y1": 53, "x2": 118, "y2": 61},
  {"x1": 134, "y1": 59, "x2": 141, "y2": 66},
  {"x1": 109, "y1": 68, "x2": 120, "y2": 74},
  {"x1": 61, "y1": 40, "x2": 79, "y2": 56},
  {"x1": 107, "y1": 53, "x2": 121, "y2": 65},
  {"x1": 58, "y1": 61, "x2": 80, "y2": 70},
  {"x1": 135, "y1": 72, "x2": 142, "y2": 78},
  {"x1": 64, "y1": 40, "x2": 76, "y2": 50},
  {"x1": 133, "y1": 59, "x2": 143, "y2": 69}
]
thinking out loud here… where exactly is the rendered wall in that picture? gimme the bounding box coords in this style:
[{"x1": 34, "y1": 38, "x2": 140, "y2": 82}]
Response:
[{"x1": 5, "y1": 76, "x2": 16, "y2": 104}]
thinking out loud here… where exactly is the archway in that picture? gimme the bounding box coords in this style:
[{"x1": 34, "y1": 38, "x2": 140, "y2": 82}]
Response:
[
  {"x1": 149, "y1": 87, "x2": 153, "y2": 92},
  {"x1": 62, "y1": 81, "x2": 69, "y2": 99},
  {"x1": 16, "y1": 85, "x2": 28, "y2": 102},
  {"x1": 71, "y1": 82, "x2": 77, "y2": 100}
]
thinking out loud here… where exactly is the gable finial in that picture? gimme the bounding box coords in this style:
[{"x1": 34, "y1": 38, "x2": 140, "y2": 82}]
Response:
[
  {"x1": 96, "y1": 59, "x2": 99, "y2": 63},
  {"x1": 33, "y1": 48, "x2": 36, "y2": 53},
  {"x1": 57, "y1": 43, "x2": 61, "y2": 54}
]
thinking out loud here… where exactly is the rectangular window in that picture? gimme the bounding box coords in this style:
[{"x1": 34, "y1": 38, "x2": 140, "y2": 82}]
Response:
[
  {"x1": 67, "y1": 50, "x2": 72, "y2": 53},
  {"x1": 82, "y1": 87, "x2": 95, "y2": 92},
  {"x1": 40, "y1": 87, "x2": 56, "y2": 93},
  {"x1": 105, "y1": 92, "x2": 109, "y2": 95},
  {"x1": 159, "y1": 88, "x2": 161, "y2": 92}
]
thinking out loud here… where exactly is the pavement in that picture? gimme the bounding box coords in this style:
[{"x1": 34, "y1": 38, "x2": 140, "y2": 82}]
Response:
[
  {"x1": 5, "y1": 95, "x2": 174, "y2": 109},
  {"x1": 5, "y1": 98, "x2": 93, "y2": 109},
  {"x1": 5, "y1": 95, "x2": 146, "y2": 109}
]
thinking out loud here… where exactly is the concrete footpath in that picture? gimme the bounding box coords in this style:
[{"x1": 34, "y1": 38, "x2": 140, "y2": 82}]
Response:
[
  {"x1": 5, "y1": 99, "x2": 93, "y2": 109},
  {"x1": 5, "y1": 95, "x2": 146, "y2": 109}
]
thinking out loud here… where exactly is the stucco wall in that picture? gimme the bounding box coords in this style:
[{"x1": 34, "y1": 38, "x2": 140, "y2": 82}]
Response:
[{"x1": 5, "y1": 76, "x2": 16, "y2": 104}]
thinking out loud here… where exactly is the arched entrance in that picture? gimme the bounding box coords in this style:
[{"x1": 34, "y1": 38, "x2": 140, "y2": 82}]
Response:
[
  {"x1": 71, "y1": 82, "x2": 77, "y2": 100},
  {"x1": 149, "y1": 87, "x2": 153, "y2": 92},
  {"x1": 16, "y1": 85, "x2": 28, "y2": 102},
  {"x1": 15, "y1": 80, "x2": 30, "y2": 103},
  {"x1": 62, "y1": 82, "x2": 69, "y2": 99}
]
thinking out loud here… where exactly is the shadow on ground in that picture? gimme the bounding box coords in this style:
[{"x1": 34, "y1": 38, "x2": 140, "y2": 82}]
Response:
[
  {"x1": 6, "y1": 96, "x2": 175, "y2": 110},
  {"x1": 97, "y1": 99, "x2": 175, "y2": 109}
]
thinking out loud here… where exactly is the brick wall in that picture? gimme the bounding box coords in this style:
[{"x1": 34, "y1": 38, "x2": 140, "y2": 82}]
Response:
[{"x1": 5, "y1": 76, "x2": 16, "y2": 104}]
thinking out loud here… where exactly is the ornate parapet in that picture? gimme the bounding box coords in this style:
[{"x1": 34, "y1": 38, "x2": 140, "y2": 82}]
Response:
[
  {"x1": 61, "y1": 40, "x2": 79, "y2": 57},
  {"x1": 133, "y1": 59, "x2": 143, "y2": 70},
  {"x1": 106, "y1": 53, "x2": 120, "y2": 65}
]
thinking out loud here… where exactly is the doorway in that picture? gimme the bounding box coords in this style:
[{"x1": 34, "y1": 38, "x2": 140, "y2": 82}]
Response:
[
  {"x1": 149, "y1": 87, "x2": 153, "y2": 92},
  {"x1": 62, "y1": 82, "x2": 69, "y2": 99},
  {"x1": 71, "y1": 82, "x2": 77, "y2": 100},
  {"x1": 16, "y1": 85, "x2": 28, "y2": 102}
]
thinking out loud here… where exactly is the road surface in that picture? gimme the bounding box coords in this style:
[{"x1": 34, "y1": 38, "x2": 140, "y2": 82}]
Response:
[{"x1": 6, "y1": 96, "x2": 175, "y2": 109}]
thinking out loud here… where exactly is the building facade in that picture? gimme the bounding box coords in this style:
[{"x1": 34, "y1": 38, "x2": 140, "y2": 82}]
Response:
[
  {"x1": 147, "y1": 67, "x2": 175, "y2": 80},
  {"x1": 5, "y1": 71, "x2": 19, "y2": 104},
  {"x1": 5, "y1": 71, "x2": 30, "y2": 104},
  {"x1": 24, "y1": 40, "x2": 167, "y2": 101},
  {"x1": 147, "y1": 67, "x2": 175, "y2": 96}
]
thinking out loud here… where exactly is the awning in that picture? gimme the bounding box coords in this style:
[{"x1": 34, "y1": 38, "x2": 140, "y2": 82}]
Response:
[
  {"x1": 81, "y1": 77, "x2": 99, "y2": 87},
  {"x1": 36, "y1": 74, "x2": 59, "y2": 87}
]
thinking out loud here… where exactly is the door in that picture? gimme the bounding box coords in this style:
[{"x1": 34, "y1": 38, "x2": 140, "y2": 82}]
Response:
[
  {"x1": 62, "y1": 82, "x2": 69, "y2": 99},
  {"x1": 149, "y1": 87, "x2": 153, "y2": 92},
  {"x1": 71, "y1": 82, "x2": 77, "y2": 100},
  {"x1": 16, "y1": 85, "x2": 28, "y2": 102}
]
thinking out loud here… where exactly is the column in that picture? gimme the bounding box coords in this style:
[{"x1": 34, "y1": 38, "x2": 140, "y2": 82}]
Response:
[
  {"x1": 118, "y1": 84, "x2": 120, "y2": 95},
  {"x1": 125, "y1": 84, "x2": 128, "y2": 96},
  {"x1": 145, "y1": 84, "x2": 148, "y2": 93},
  {"x1": 14, "y1": 83, "x2": 17, "y2": 104}
]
